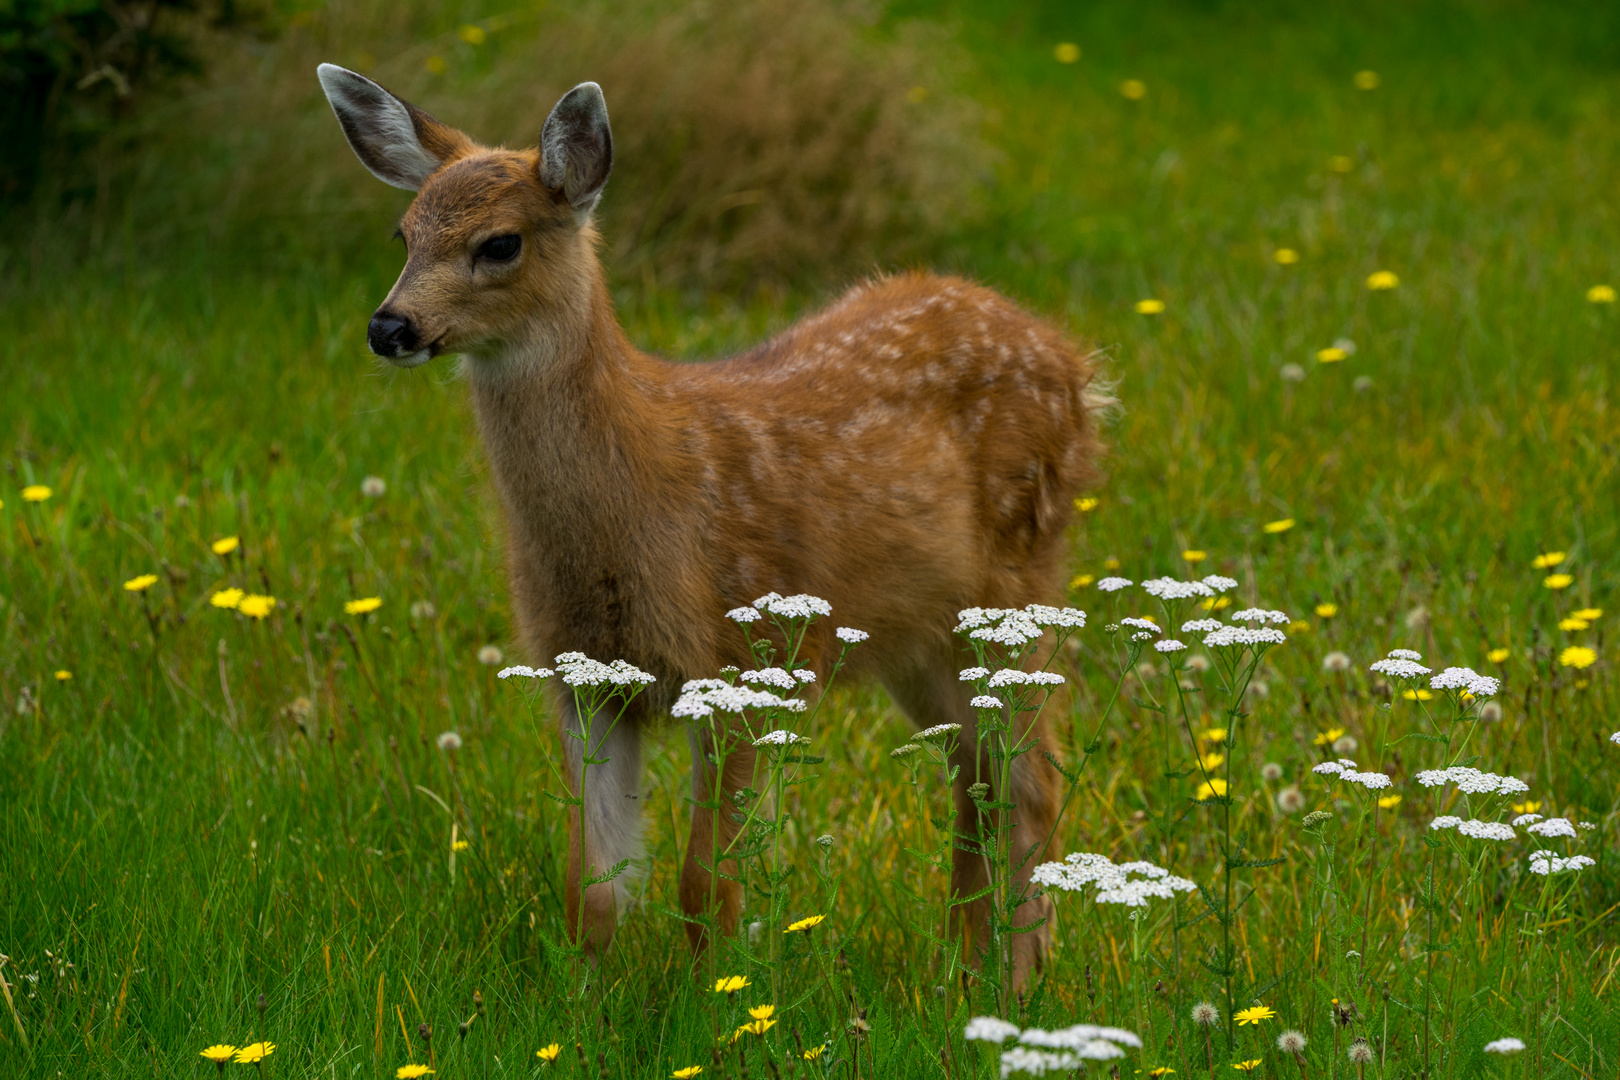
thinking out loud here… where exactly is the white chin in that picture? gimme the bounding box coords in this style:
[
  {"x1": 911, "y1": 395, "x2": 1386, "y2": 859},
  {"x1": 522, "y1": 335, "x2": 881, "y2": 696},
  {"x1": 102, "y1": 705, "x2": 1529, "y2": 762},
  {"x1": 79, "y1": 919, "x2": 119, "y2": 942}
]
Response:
[{"x1": 389, "y1": 350, "x2": 432, "y2": 368}]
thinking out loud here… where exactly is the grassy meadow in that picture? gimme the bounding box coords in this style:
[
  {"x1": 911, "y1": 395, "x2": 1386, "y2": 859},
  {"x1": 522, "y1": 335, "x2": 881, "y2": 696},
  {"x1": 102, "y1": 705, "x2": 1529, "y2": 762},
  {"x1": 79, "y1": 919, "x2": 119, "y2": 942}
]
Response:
[{"x1": 2, "y1": 0, "x2": 1619, "y2": 1077}]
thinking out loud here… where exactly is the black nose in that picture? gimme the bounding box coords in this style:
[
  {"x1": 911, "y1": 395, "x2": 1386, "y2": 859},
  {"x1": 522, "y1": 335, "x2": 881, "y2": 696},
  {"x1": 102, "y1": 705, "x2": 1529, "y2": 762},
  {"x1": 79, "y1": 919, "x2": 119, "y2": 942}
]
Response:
[{"x1": 367, "y1": 310, "x2": 419, "y2": 356}]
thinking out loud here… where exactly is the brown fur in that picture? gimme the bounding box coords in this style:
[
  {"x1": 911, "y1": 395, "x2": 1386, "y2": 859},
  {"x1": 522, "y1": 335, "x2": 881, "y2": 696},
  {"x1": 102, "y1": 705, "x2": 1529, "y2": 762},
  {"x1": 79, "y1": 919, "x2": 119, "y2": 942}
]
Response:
[{"x1": 357, "y1": 108, "x2": 1108, "y2": 987}]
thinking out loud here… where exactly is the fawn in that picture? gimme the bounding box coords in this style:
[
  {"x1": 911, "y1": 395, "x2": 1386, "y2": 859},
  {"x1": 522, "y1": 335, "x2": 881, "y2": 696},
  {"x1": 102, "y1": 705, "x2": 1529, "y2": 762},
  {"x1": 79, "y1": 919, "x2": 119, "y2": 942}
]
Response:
[{"x1": 318, "y1": 65, "x2": 1109, "y2": 990}]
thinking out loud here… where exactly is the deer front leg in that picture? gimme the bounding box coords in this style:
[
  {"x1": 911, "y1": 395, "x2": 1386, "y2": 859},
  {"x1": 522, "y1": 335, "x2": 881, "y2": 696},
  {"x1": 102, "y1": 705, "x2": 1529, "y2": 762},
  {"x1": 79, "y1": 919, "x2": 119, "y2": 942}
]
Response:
[
  {"x1": 680, "y1": 726, "x2": 759, "y2": 958},
  {"x1": 561, "y1": 701, "x2": 644, "y2": 960}
]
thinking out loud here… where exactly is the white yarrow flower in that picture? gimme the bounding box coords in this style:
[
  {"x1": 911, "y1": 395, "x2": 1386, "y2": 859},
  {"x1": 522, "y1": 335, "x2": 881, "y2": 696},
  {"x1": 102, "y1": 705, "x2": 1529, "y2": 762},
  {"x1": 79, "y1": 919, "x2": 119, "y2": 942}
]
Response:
[
  {"x1": 1154, "y1": 639, "x2": 1186, "y2": 653},
  {"x1": 971, "y1": 695, "x2": 1003, "y2": 709},
  {"x1": 1181, "y1": 618, "x2": 1224, "y2": 633},
  {"x1": 1484, "y1": 1038, "x2": 1526, "y2": 1055},
  {"x1": 964, "y1": 1016, "x2": 1022, "y2": 1044},
  {"x1": 497, "y1": 665, "x2": 553, "y2": 680},
  {"x1": 1231, "y1": 608, "x2": 1290, "y2": 624},
  {"x1": 727, "y1": 606, "x2": 761, "y2": 623},
  {"x1": 1429, "y1": 815, "x2": 1463, "y2": 830},
  {"x1": 1142, "y1": 577, "x2": 1215, "y2": 600},
  {"x1": 1370, "y1": 658, "x2": 1430, "y2": 679},
  {"x1": 960, "y1": 666, "x2": 991, "y2": 681},
  {"x1": 753, "y1": 729, "x2": 808, "y2": 747},
  {"x1": 1201, "y1": 575, "x2": 1238, "y2": 592},
  {"x1": 1388, "y1": 648, "x2": 1423, "y2": 661},
  {"x1": 836, "y1": 626, "x2": 869, "y2": 643},
  {"x1": 914, "y1": 723, "x2": 963, "y2": 741},
  {"x1": 1096, "y1": 577, "x2": 1134, "y2": 592},
  {"x1": 1526, "y1": 817, "x2": 1576, "y2": 838}
]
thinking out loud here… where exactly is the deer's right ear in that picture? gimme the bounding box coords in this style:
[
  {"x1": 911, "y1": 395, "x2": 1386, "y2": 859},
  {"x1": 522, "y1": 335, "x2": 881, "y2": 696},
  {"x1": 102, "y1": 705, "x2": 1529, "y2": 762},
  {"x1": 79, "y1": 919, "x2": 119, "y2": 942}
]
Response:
[{"x1": 317, "y1": 63, "x2": 471, "y2": 191}]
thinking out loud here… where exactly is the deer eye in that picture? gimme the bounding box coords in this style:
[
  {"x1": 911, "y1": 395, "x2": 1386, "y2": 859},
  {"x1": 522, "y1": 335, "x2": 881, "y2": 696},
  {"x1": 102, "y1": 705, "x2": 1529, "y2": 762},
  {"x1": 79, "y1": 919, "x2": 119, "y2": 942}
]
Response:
[{"x1": 477, "y1": 234, "x2": 521, "y2": 262}]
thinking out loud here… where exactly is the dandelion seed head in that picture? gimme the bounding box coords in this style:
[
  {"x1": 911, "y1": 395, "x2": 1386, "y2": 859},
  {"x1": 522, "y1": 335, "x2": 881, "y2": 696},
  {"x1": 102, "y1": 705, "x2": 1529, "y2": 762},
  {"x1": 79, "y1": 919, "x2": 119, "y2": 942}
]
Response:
[
  {"x1": 1323, "y1": 651, "x2": 1352, "y2": 672},
  {"x1": 477, "y1": 645, "x2": 503, "y2": 666},
  {"x1": 1191, "y1": 1002, "x2": 1220, "y2": 1026},
  {"x1": 1277, "y1": 786, "x2": 1306, "y2": 813},
  {"x1": 1347, "y1": 1040, "x2": 1375, "y2": 1065},
  {"x1": 1280, "y1": 363, "x2": 1306, "y2": 383},
  {"x1": 360, "y1": 475, "x2": 387, "y2": 497},
  {"x1": 1332, "y1": 735, "x2": 1359, "y2": 756},
  {"x1": 1277, "y1": 1031, "x2": 1308, "y2": 1054},
  {"x1": 436, "y1": 731, "x2": 463, "y2": 751},
  {"x1": 1261, "y1": 762, "x2": 1284, "y2": 781}
]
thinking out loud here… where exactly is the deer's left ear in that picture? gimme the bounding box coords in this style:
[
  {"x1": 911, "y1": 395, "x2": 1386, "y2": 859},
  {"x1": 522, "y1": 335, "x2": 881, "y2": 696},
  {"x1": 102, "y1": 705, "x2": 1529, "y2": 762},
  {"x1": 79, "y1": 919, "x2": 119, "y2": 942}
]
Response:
[
  {"x1": 539, "y1": 82, "x2": 613, "y2": 218},
  {"x1": 317, "y1": 63, "x2": 473, "y2": 190}
]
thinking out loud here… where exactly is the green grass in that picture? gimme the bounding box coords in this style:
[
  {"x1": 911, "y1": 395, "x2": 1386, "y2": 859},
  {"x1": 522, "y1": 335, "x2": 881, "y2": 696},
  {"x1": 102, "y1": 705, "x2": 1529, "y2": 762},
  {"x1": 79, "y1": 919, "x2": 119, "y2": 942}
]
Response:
[{"x1": 2, "y1": 1, "x2": 1618, "y2": 1077}]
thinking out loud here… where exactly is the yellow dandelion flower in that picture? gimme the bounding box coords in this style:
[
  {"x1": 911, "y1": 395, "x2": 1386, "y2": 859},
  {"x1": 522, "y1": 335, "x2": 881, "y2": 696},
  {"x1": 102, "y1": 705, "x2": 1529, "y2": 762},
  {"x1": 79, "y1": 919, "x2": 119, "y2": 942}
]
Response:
[
  {"x1": 452, "y1": 840, "x2": 470, "y2": 852},
  {"x1": 1315, "y1": 603, "x2": 1338, "y2": 618},
  {"x1": 397, "y1": 1066, "x2": 435, "y2": 1079},
  {"x1": 124, "y1": 574, "x2": 159, "y2": 592},
  {"x1": 1135, "y1": 298, "x2": 1166, "y2": 314},
  {"x1": 713, "y1": 975, "x2": 751, "y2": 993},
  {"x1": 1313, "y1": 727, "x2": 1346, "y2": 746},
  {"x1": 1150, "y1": 1070, "x2": 1177, "y2": 1077},
  {"x1": 1316, "y1": 347, "x2": 1347, "y2": 363},
  {"x1": 1377, "y1": 794, "x2": 1402, "y2": 810},
  {"x1": 211, "y1": 588, "x2": 244, "y2": 609},
  {"x1": 1288, "y1": 620, "x2": 1310, "y2": 633},
  {"x1": 1120, "y1": 79, "x2": 1147, "y2": 100},
  {"x1": 1572, "y1": 608, "x2": 1602, "y2": 621},
  {"x1": 1487, "y1": 647, "x2": 1510, "y2": 663},
  {"x1": 536, "y1": 1043, "x2": 562, "y2": 1063},
  {"x1": 1182, "y1": 549, "x2": 1208, "y2": 563},
  {"x1": 238, "y1": 594, "x2": 277, "y2": 619},
  {"x1": 1234, "y1": 1005, "x2": 1276, "y2": 1026},
  {"x1": 1401, "y1": 688, "x2": 1435, "y2": 701},
  {"x1": 673, "y1": 1067, "x2": 703, "y2": 1078},
  {"x1": 1054, "y1": 42, "x2": 1080, "y2": 63},
  {"x1": 199, "y1": 1045, "x2": 237, "y2": 1063},
  {"x1": 733, "y1": 1018, "x2": 776, "y2": 1039},
  {"x1": 1199, "y1": 595, "x2": 1232, "y2": 611},
  {"x1": 345, "y1": 596, "x2": 382, "y2": 615},
  {"x1": 1070, "y1": 574, "x2": 1095, "y2": 589},
  {"x1": 1512, "y1": 800, "x2": 1541, "y2": 815},
  {"x1": 1199, "y1": 752, "x2": 1225, "y2": 770},
  {"x1": 1329, "y1": 155, "x2": 1354, "y2": 173},
  {"x1": 235, "y1": 1042, "x2": 277, "y2": 1064},
  {"x1": 1532, "y1": 551, "x2": 1567, "y2": 569},
  {"x1": 1365, "y1": 270, "x2": 1399, "y2": 290},
  {"x1": 458, "y1": 24, "x2": 486, "y2": 45},
  {"x1": 1558, "y1": 617, "x2": 1590, "y2": 632},
  {"x1": 1262, "y1": 518, "x2": 1295, "y2": 534},
  {"x1": 1200, "y1": 727, "x2": 1228, "y2": 744},
  {"x1": 425, "y1": 55, "x2": 446, "y2": 74},
  {"x1": 1233, "y1": 1060, "x2": 1263, "y2": 1072},
  {"x1": 22, "y1": 484, "x2": 52, "y2": 502},
  {"x1": 1196, "y1": 778, "x2": 1228, "y2": 800},
  {"x1": 748, "y1": 1004, "x2": 775, "y2": 1021},
  {"x1": 211, "y1": 536, "x2": 240, "y2": 555},
  {"x1": 55, "y1": 670, "x2": 72, "y2": 681},
  {"x1": 1558, "y1": 646, "x2": 1596, "y2": 670},
  {"x1": 785, "y1": 914, "x2": 826, "y2": 933},
  {"x1": 1587, "y1": 285, "x2": 1616, "y2": 304},
  {"x1": 1104, "y1": 557, "x2": 1121, "y2": 570},
  {"x1": 1075, "y1": 496, "x2": 1100, "y2": 512},
  {"x1": 1274, "y1": 248, "x2": 1299, "y2": 265},
  {"x1": 1543, "y1": 574, "x2": 1574, "y2": 590},
  {"x1": 1353, "y1": 70, "x2": 1380, "y2": 89},
  {"x1": 803, "y1": 1045, "x2": 827, "y2": 1060}
]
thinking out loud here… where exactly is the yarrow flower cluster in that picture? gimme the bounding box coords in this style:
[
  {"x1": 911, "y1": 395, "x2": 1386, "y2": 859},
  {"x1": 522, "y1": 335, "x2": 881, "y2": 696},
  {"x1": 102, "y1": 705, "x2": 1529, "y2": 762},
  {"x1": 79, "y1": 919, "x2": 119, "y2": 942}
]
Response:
[
  {"x1": 956, "y1": 604, "x2": 1087, "y2": 647},
  {"x1": 552, "y1": 652, "x2": 655, "y2": 688},
  {"x1": 1430, "y1": 666, "x2": 1500, "y2": 698},
  {"x1": 1182, "y1": 618, "x2": 1223, "y2": 633},
  {"x1": 672, "y1": 682, "x2": 806, "y2": 719},
  {"x1": 1203, "y1": 625, "x2": 1287, "y2": 648},
  {"x1": 1154, "y1": 639, "x2": 1186, "y2": 653},
  {"x1": 835, "y1": 626, "x2": 869, "y2": 643},
  {"x1": 1484, "y1": 1038, "x2": 1526, "y2": 1055},
  {"x1": 1230, "y1": 608, "x2": 1289, "y2": 624},
  {"x1": 1414, "y1": 767, "x2": 1530, "y2": 796},
  {"x1": 1525, "y1": 817, "x2": 1577, "y2": 838},
  {"x1": 497, "y1": 665, "x2": 555, "y2": 680},
  {"x1": 1096, "y1": 577, "x2": 1133, "y2": 592},
  {"x1": 739, "y1": 667, "x2": 816, "y2": 690},
  {"x1": 971, "y1": 695, "x2": 1003, "y2": 709},
  {"x1": 912, "y1": 723, "x2": 962, "y2": 742},
  {"x1": 753, "y1": 729, "x2": 809, "y2": 747},
  {"x1": 752, "y1": 592, "x2": 832, "y2": 619},
  {"x1": 1142, "y1": 577, "x2": 1214, "y2": 600},
  {"x1": 1031, "y1": 852, "x2": 1196, "y2": 907},
  {"x1": 1527, "y1": 850, "x2": 1595, "y2": 875},
  {"x1": 987, "y1": 668, "x2": 1066, "y2": 688},
  {"x1": 965, "y1": 1018, "x2": 1141, "y2": 1077},
  {"x1": 1370, "y1": 652, "x2": 1431, "y2": 679}
]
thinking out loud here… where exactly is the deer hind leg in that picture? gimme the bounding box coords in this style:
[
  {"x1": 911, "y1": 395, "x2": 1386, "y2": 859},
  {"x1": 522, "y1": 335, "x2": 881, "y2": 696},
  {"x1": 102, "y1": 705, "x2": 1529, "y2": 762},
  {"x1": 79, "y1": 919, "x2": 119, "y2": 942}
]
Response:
[
  {"x1": 561, "y1": 699, "x2": 644, "y2": 960},
  {"x1": 679, "y1": 724, "x2": 760, "y2": 957},
  {"x1": 885, "y1": 650, "x2": 1060, "y2": 995}
]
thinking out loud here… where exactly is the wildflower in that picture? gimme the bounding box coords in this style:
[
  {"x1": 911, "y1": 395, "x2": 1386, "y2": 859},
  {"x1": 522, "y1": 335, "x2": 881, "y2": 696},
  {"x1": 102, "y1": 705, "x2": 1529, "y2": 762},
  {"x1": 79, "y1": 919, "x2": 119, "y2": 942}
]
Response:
[
  {"x1": 1274, "y1": 248, "x2": 1300, "y2": 264},
  {"x1": 1401, "y1": 688, "x2": 1434, "y2": 701},
  {"x1": 1347, "y1": 1039, "x2": 1374, "y2": 1064},
  {"x1": 1587, "y1": 285, "x2": 1616, "y2": 303},
  {"x1": 1366, "y1": 270, "x2": 1399, "y2": 290},
  {"x1": 726, "y1": 606, "x2": 760, "y2": 623},
  {"x1": 1070, "y1": 574, "x2": 1095, "y2": 589},
  {"x1": 1526, "y1": 817, "x2": 1576, "y2": 838},
  {"x1": 970, "y1": 695, "x2": 1002, "y2": 709},
  {"x1": 536, "y1": 1043, "x2": 562, "y2": 1063},
  {"x1": 803, "y1": 1045, "x2": 826, "y2": 1060},
  {"x1": 21, "y1": 485, "x2": 51, "y2": 502},
  {"x1": 1558, "y1": 646, "x2": 1596, "y2": 669},
  {"x1": 237, "y1": 594, "x2": 276, "y2": 619},
  {"x1": 1232, "y1": 607, "x2": 1289, "y2": 624},
  {"x1": 199, "y1": 1045, "x2": 237, "y2": 1067},
  {"x1": 965, "y1": 1016, "x2": 1022, "y2": 1043},
  {"x1": 1431, "y1": 667, "x2": 1499, "y2": 698},
  {"x1": 1558, "y1": 617, "x2": 1589, "y2": 631},
  {"x1": 1353, "y1": 69, "x2": 1380, "y2": 89},
  {"x1": 1322, "y1": 651, "x2": 1351, "y2": 672},
  {"x1": 1280, "y1": 362, "x2": 1306, "y2": 382},
  {"x1": 1196, "y1": 778, "x2": 1228, "y2": 800},
  {"x1": 397, "y1": 1066, "x2": 434, "y2": 1078},
  {"x1": 410, "y1": 600, "x2": 436, "y2": 620},
  {"x1": 1143, "y1": 577, "x2": 1214, "y2": 600},
  {"x1": 1149, "y1": 1069, "x2": 1176, "y2": 1077},
  {"x1": 497, "y1": 665, "x2": 553, "y2": 680},
  {"x1": 1532, "y1": 551, "x2": 1567, "y2": 568},
  {"x1": 1234, "y1": 1005, "x2": 1276, "y2": 1026},
  {"x1": 1302, "y1": 811, "x2": 1332, "y2": 829},
  {"x1": 123, "y1": 574, "x2": 159, "y2": 592},
  {"x1": 1332, "y1": 337, "x2": 1358, "y2": 355},
  {"x1": 212, "y1": 536, "x2": 240, "y2": 555},
  {"x1": 747, "y1": 1004, "x2": 776, "y2": 1021},
  {"x1": 1232, "y1": 1061, "x2": 1262, "y2": 1072},
  {"x1": 361, "y1": 475, "x2": 387, "y2": 497},
  {"x1": 1155, "y1": 639, "x2": 1186, "y2": 654},
  {"x1": 1512, "y1": 800, "x2": 1540, "y2": 815},
  {"x1": 1543, "y1": 573, "x2": 1573, "y2": 589},
  {"x1": 1120, "y1": 79, "x2": 1147, "y2": 99},
  {"x1": 1371, "y1": 656, "x2": 1429, "y2": 680},
  {"x1": 753, "y1": 592, "x2": 832, "y2": 618},
  {"x1": 1203, "y1": 625, "x2": 1286, "y2": 648},
  {"x1": 1200, "y1": 727, "x2": 1227, "y2": 743},
  {"x1": 1097, "y1": 575, "x2": 1132, "y2": 592},
  {"x1": 1191, "y1": 1002, "x2": 1219, "y2": 1026},
  {"x1": 785, "y1": 914, "x2": 825, "y2": 933},
  {"x1": 1378, "y1": 794, "x2": 1402, "y2": 810},
  {"x1": 1135, "y1": 299, "x2": 1166, "y2": 314},
  {"x1": 1262, "y1": 518, "x2": 1295, "y2": 534},
  {"x1": 1198, "y1": 751, "x2": 1226, "y2": 771},
  {"x1": 912, "y1": 723, "x2": 961, "y2": 742},
  {"x1": 1353, "y1": 375, "x2": 1374, "y2": 392},
  {"x1": 1457, "y1": 819, "x2": 1516, "y2": 841},
  {"x1": 1573, "y1": 607, "x2": 1602, "y2": 620},
  {"x1": 1484, "y1": 1038, "x2": 1526, "y2": 1055},
  {"x1": 836, "y1": 626, "x2": 869, "y2": 644},
  {"x1": 671, "y1": 1068, "x2": 702, "y2": 1079},
  {"x1": 476, "y1": 645, "x2": 505, "y2": 666},
  {"x1": 1333, "y1": 735, "x2": 1360, "y2": 756},
  {"x1": 210, "y1": 588, "x2": 245, "y2": 608},
  {"x1": 713, "y1": 974, "x2": 750, "y2": 993},
  {"x1": 1075, "y1": 496, "x2": 1100, "y2": 511},
  {"x1": 1314, "y1": 727, "x2": 1346, "y2": 746},
  {"x1": 1315, "y1": 603, "x2": 1340, "y2": 619},
  {"x1": 235, "y1": 1043, "x2": 277, "y2": 1064},
  {"x1": 345, "y1": 597, "x2": 382, "y2": 615},
  {"x1": 1487, "y1": 647, "x2": 1510, "y2": 663},
  {"x1": 1261, "y1": 762, "x2": 1283, "y2": 781},
  {"x1": 1317, "y1": 347, "x2": 1347, "y2": 363},
  {"x1": 891, "y1": 743, "x2": 920, "y2": 759},
  {"x1": 1528, "y1": 850, "x2": 1596, "y2": 875},
  {"x1": 436, "y1": 731, "x2": 463, "y2": 751},
  {"x1": 1277, "y1": 1031, "x2": 1307, "y2": 1054},
  {"x1": 1054, "y1": 42, "x2": 1080, "y2": 63}
]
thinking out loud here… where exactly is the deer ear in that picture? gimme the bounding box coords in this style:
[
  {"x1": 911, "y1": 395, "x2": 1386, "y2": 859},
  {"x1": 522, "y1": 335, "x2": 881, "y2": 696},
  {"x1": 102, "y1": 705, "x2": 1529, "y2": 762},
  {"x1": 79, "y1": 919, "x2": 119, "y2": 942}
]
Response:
[
  {"x1": 540, "y1": 82, "x2": 613, "y2": 217},
  {"x1": 317, "y1": 63, "x2": 472, "y2": 190}
]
